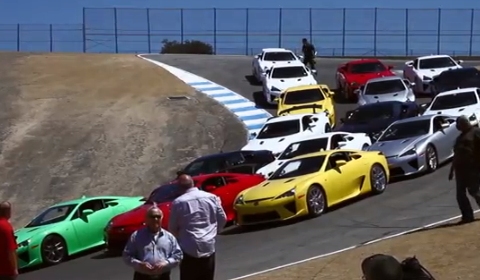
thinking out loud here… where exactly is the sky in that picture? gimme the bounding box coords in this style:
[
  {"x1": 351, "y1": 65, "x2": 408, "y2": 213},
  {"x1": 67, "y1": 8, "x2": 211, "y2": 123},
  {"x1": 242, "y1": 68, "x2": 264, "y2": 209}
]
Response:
[{"x1": 1, "y1": 0, "x2": 480, "y2": 24}]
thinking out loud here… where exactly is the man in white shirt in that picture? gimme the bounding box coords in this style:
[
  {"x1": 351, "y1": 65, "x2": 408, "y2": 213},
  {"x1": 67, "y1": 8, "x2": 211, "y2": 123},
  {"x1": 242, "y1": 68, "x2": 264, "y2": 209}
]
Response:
[{"x1": 168, "y1": 174, "x2": 227, "y2": 280}]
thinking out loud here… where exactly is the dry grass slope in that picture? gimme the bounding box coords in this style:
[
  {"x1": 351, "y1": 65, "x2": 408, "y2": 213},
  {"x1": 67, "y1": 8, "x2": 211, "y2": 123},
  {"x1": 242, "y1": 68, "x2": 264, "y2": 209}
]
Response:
[{"x1": 0, "y1": 53, "x2": 246, "y2": 227}]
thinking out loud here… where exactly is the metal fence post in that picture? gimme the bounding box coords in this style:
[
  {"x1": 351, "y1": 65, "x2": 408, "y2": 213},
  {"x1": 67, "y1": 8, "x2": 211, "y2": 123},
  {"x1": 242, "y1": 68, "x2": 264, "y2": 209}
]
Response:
[
  {"x1": 309, "y1": 8, "x2": 313, "y2": 43},
  {"x1": 147, "y1": 8, "x2": 151, "y2": 53},
  {"x1": 373, "y1": 8, "x2": 377, "y2": 56},
  {"x1": 278, "y1": 8, "x2": 282, "y2": 47},
  {"x1": 469, "y1": 9, "x2": 475, "y2": 56},
  {"x1": 405, "y1": 9, "x2": 409, "y2": 56},
  {"x1": 213, "y1": 8, "x2": 217, "y2": 54},
  {"x1": 49, "y1": 24, "x2": 53, "y2": 52},
  {"x1": 245, "y1": 8, "x2": 249, "y2": 55},
  {"x1": 181, "y1": 9, "x2": 184, "y2": 43},
  {"x1": 16, "y1": 24, "x2": 20, "y2": 51},
  {"x1": 82, "y1": 8, "x2": 86, "y2": 52},
  {"x1": 114, "y1": 8, "x2": 118, "y2": 53},
  {"x1": 436, "y1": 9, "x2": 441, "y2": 54},
  {"x1": 341, "y1": 8, "x2": 346, "y2": 56}
]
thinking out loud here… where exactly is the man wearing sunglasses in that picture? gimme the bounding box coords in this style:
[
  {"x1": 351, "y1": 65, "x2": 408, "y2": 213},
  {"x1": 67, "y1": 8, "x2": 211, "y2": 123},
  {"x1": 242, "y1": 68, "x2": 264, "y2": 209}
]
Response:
[{"x1": 123, "y1": 206, "x2": 183, "y2": 280}]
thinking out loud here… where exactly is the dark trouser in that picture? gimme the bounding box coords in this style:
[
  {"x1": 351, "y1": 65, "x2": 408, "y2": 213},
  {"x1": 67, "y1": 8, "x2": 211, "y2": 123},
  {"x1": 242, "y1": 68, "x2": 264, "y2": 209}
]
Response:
[
  {"x1": 0, "y1": 276, "x2": 17, "y2": 280},
  {"x1": 456, "y1": 172, "x2": 480, "y2": 221},
  {"x1": 133, "y1": 272, "x2": 170, "y2": 280},
  {"x1": 303, "y1": 57, "x2": 316, "y2": 70},
  {"x1": 180, "y1": 252, "x2": 215, "y2": 280}
]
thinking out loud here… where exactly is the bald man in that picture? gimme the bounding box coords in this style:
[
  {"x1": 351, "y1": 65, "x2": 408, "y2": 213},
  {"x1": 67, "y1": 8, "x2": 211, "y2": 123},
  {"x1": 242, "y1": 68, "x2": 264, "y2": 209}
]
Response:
[
  {"x1": 449, "y1": 115, "x2": 480, "y2": 224},
  {"x1": 169, "y1": 174, "x2": 227, "y2": 280},
  {"x1": 0, "y1": 202, "x2": 18, "y2": 280},
  {"x1": 123, "y1": 206, "x2": 182, "y2": 280}
]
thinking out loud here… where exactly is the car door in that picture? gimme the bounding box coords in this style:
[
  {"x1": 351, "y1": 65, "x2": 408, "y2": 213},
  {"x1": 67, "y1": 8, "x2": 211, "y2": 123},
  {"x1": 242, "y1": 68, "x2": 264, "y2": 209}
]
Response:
[
  {"x1": 432, "y1": 116, "x2": 457, "y2": 160},
  {"x1": 70, "y1": 199, "x2": 113, "y2": 248},
  {"x1": 321, "y1": 152, "x2": 363, "y2": 204}
]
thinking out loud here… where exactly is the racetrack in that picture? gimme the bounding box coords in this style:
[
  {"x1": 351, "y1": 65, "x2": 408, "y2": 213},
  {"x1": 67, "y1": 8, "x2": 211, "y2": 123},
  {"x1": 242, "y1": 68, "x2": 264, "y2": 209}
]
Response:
[{"x1": 21, "y1": 55, "x2": 480, "y2": 280}]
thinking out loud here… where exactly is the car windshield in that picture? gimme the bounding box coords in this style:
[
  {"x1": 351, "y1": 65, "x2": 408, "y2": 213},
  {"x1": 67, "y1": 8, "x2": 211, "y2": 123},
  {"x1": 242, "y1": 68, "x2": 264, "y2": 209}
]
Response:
[
  {"x1": 264, "y1": 52, "x2": 295, "y2": 61},
  {"x1": 270, "y1": 155, "x2": 326, "y2": 180},
  {"x1": 349, "y1": 62, "x2": 386, "y2": 74},
  {"x1": 379, "y1": 120, "x2": 431, "y2": 141},
  {"x1": 279, "y1": 138, "x2": 329, "y2": 160},
  {"x1": 430, "y1": 91, "x2": 478, "y2": 110},
  {"x1": 419, "y1": 57, "x2": 456, "y2": 69},
  {"x1": 256, "y1": 120, "x2": 300, "y2": 139},
  {"x1": 346, "y1": 104, "x2": 395, "y2": 123},
  {"x1": 25, "y1": 204, "x2": 77, "y2": 228},
  {"x1": 437, "y1": 69, "x2": 480, "y2": 85},
  {"x1": 364, "y1": 79, "x2": 406, "y2": 95},
  {"x1": 146, "y1": 183, "x2": 184, "y2": 204},
  {"x1": 283, "y1": 88, "x2": 324, "y2": 105},
  {"x1": 183, "y1": 153, "x2": 245, "y2": 175},
  {"x1": 271, "y1": 66, "x2": 308, "y2": 79}
]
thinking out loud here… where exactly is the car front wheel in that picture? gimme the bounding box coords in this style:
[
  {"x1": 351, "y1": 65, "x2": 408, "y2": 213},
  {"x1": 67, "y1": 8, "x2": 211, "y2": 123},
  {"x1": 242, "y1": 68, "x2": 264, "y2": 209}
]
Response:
[{"x1": 41, "y1": 234, "x2": 68, "y2": 265}]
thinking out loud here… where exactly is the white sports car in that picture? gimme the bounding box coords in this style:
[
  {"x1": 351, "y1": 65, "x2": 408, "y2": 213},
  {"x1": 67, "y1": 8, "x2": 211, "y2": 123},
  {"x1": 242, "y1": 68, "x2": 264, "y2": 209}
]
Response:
[
  {"x1": 422, "y1": 87, "x2": 480, "y2": 126},
  {"x1": 241, "y1": 113, "x2": 332, "y2": 156},
  {"x1": 356, "y1": 76, "x2": 416, "y2": 106},
  {"x1": 262, "y1": 61, "x2": 317, "y2": 104},
  {"x1": 256, "y1": 132, "x2": 372, "y2": 178},
  {"x1": 251, "y1": 48, "x2": 301, "y2": 82},
  {"x1": 403, "y1": 54, "x2": 463, "y2": 95}
]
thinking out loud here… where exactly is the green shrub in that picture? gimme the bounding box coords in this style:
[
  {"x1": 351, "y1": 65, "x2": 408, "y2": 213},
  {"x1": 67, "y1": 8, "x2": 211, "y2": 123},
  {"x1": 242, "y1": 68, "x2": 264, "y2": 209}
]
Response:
[{"x1": 160, "y1": 39, "x2": 214, "y2": 54}]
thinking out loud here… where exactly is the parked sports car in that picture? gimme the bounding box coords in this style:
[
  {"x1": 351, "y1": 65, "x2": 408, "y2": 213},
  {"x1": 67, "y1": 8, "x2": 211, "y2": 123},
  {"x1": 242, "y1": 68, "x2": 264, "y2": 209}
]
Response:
[
  {"x1": 430, "y1": 67, "x2": 480, "y2": 96},
  {"x1": 276, "y1": 84, "x2": 336, "y2": 126},
  {"x1": 261, "y1": 61, "x2": 317, "y2": 104},
  {"x1": 403, "y1": 55, "x2": 463, "y2": 95},
  {"x1": 355, "y1": 76, "x2": 415, "y2": 106},
  {"x1": 368, "y1": 114, "x2": 459, "y2": 177},
  {"x1": 251, "y1": 48, "x2": 301, "y2": 82},
  {"x1": 242, "y1": 113, "x2": 332, "y2": 156},
  {"x1": 15, "y1": 196, "x2": 144, "y2": 269},
  {"x1": 104, "y1": 173, "x2": 265, "y2": 250},
  {"x1": 179, "y1": 150, "x2": 275, "y2": 176},
  {"x1": 335, "y1": 101, "x2": 421, "y2": 140},
  {"x1": 422, "y1": 87, "x2": 480, "y2": 126},
  {"x1": 256, "y1": 132, "x2": 372, "y2": 178},
  {"x1": 234, "y1": 150, "x2": 389, "y2": 226},
  {"x1": 336, "y1": 58, "x2": 396, "y2": 101}
]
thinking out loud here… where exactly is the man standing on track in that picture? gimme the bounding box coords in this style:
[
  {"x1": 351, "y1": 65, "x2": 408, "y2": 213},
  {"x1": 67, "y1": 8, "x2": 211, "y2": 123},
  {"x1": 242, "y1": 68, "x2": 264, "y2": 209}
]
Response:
[
  {"x1": 169, "y1": 174, "x2": 227, "y2": 280},
  {"x1": 301, "y1": 38, "x2": 317, "y2": 74},
  {"x1": 0, "y1": 202, "x2": 18, "y2": 280},
  {"x1": 449, "y1": 115, "x2": 480, "y2": 224}
]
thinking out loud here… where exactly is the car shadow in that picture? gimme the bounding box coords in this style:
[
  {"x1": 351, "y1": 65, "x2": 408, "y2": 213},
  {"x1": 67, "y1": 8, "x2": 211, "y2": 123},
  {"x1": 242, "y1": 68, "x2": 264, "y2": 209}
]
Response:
[
  {"x1": 389, "y1": 159, "x2": 452, "y2": 184},
  {"x1": 245, "y1": 75, "x2": 262, "y2": 86},
  {"x1": 91, "y1": 249, "x2": 122, "y2": 260},
  {"x1": 253, "y1": 91, "x2": 276, "y2": 111},
  {"x1": 332, "y1": 88, "x2": 355, "y2": 104}
]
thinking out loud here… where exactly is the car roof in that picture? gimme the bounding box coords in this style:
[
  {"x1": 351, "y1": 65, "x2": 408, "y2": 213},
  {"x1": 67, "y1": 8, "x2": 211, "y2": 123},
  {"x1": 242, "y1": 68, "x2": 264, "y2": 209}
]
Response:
[
  {"x1": 355, "y1": 100, "x2": 406, "y2": 109},
  {"x1": 435, "y1": 87, "x2": 479, "y2": 97},
  {"x1": 270, "y1": 61, "x2": 305, "y2": 68},
  {"x1": 438, "y1": 67, "x2": 479, "y2": 75},
  {"x1": 366, "y1": 75, "x2": 402, "y2": 83},
  {"x1": 288, "y1": 149, "x2": 365, "y2": 160},
  {"x1": 266, "y1": 113, "x2": 322, "y2": 123},
  {"x1": 290, "y1": 132, "x2": 351, "y2": 142},
  {"x1": 191, "y1": 150, "x2": 269, "y2": 162},
  {"x1": 52, "y1": 196, "x2": 126, "y2": 207},
  {"x1": 285, "y1": 84, "x2": 323, "y2": 92},
  {"x1": 262, "y1": 48, "x2": 289, "y2": 52},
  {"x1": 346, "y1": 58, "x2": 382, "y2": 65},
  {"x1": 417, "y1": 54, "x2": 452, "y2": 60},
  {"x1": 389, "y1": 114, "x2": 437, "y2": 125}
]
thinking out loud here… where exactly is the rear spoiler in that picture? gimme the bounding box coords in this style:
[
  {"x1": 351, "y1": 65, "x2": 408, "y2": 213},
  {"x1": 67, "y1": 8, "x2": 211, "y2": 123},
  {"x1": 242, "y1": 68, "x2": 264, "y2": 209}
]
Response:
[{"x1": 278, "y1": 104, "x2": 323, "y2": 115}]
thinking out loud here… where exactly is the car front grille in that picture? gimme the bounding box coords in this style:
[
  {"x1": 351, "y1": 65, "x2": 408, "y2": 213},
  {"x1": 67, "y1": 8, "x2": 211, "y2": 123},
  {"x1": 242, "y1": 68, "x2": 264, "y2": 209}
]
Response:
[{"x1": 242, "y1": 211, "x2": 280, "y2": 224}]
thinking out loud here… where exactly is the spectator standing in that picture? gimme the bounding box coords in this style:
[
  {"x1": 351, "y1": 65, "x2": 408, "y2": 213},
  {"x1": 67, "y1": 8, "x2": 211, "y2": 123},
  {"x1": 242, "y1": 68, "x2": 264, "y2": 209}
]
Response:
[
  {"x1": 169, "y1": 174, "x2": 227, "y2": 280},
  {"x1": 301, "y1": 38, "x2": 317, "y2": 74},
  {"x1": 123, "y1": 206, "x2": 183, "y2": 280},
  {"x1": 449, "y1": 115, "x2": 480, "y2": 224},
  {"x1": 0, "y1": 202, "x2": 18, "y2": 280}
]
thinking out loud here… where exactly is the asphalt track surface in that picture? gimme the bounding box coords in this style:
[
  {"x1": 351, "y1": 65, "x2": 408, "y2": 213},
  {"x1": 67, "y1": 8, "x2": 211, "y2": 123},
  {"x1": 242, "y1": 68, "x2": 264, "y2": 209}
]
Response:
[{"x1": 22, "y1": 56, "x2": 480, "y2": 280}]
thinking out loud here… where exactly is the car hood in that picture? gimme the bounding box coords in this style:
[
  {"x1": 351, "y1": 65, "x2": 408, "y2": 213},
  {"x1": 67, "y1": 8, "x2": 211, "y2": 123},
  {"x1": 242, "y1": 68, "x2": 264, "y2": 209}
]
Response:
[
  {"x1": 360, "y1": 90, "x2": 410, "y2": 105},
  {"x1": 268, "y1": 77, "x2": 317, "y2": 90},
  {"x1": 337, "y1": 119, "x2": 392, "y2": 135},
  {"x1": 241, "y1": 174, "x2": 314, "y2": 199},
  {"x1": 278, "y1": 103, "x2": 325, "y2": 115},
  {"x1": 242, "y1": 135, "x2": 299, "y2": 155},
  {"x1": 259, "y1": 60, "x2": 295, "y2": 71},
  {"x1": 369, "y1": 134, "x2": 429, "y2": 157},
  {"x1": 434, "y1": 80, "x2": 480, "y2": 93},
  {"x1": 110, "y1": 202, "x2": 170, "y2": 227},
  {"x1": 425, "y1": 105, "x2": 479, "y2": 117},
  {"x1": 346, "y1": 71, "x2": 395, "y2": 84},
  {"x1": 418, "y1": 66, "x2": 462, "y2": 79},
  {"x1": 15, "y1": 224, "x2": 58, "y2": 243}
]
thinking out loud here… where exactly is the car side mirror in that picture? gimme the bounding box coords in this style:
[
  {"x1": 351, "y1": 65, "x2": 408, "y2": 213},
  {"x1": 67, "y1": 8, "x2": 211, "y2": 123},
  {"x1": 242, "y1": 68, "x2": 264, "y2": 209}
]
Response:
[
  {"x1": 335, "y1": 159, "x2": 347, "y2": 167},
  {"x1": 274, "y1": 97, "x2": 280, "y2": 103},
  {"x1": 388, "y1": 65, "x2": 394, "y2": 70},
  {"x1": 255, "y1": 54, "x2": 260, "y2": 59},
  {"x1": 204, "y1": 185, "x2": 216, "y2": 192},
  {"x1": 337, "y1": 141, "x2": 347, "y2": 147},
  {"x1": 250, "y1": 132, "x2": 257, "y2": 139},
  {"x1": 441, "y1": 123, "x2": 450, "y2": 129},
  {"x1": 420, "y1": 103, "x2": 430, "y2": 110},
  {"x1": 458, "y1": 59, "x2": 463, "y2": 64},
  {"x1": 82, "y1": 209, "x2": 94, "y2": 216},
  {"x1": 354, "y1": 89, "x2": 361, "y2": 95}
]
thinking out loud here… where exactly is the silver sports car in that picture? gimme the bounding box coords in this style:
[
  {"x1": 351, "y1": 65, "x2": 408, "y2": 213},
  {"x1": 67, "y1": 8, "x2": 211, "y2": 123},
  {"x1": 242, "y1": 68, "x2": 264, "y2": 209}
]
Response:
[
  {"x1": 356, "y1": 76, "x2": 416, "y2": 107},
  {"x1": 368, "y1": 114, "x2": 459, "y2": 177}
]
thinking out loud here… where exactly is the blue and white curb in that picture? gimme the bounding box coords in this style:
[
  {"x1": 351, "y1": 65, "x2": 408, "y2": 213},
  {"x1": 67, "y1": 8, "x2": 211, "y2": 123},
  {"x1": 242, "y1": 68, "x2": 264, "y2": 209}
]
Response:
[{"x1": 137, "y1": 54, "x2": 272, "y2": 138}]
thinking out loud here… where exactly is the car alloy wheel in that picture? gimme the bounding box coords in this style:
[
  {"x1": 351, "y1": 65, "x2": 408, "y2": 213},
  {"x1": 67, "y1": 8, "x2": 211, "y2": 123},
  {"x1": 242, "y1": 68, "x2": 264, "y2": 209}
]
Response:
[
  {"x1": 426, "y1": 145, "x2": 438, "y2": 171},
  {"x1": 41, "y1": 235, "x2": 67, "y2": 265},
  {"x1": 307, "y1": 185, "x2": 326, "y2": 217},
  {"x1": 371, "y1": 164, "x2": 387, "y2": 194}
]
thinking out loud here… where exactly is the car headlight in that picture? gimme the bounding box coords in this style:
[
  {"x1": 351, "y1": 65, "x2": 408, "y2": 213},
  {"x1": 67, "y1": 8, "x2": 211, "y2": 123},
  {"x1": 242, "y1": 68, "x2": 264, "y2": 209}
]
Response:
[
  {"x1": 423, "y1": 76, "x2": 432, "y2": 81},
  {"x1": 275, "y1": 188, "x2": 296, "y2": 199},
  {"x1": 18, "y1": 239, "x2": 30, "y2": 247},
  {"x1": 400, "y1": 147, "x2": 416, "y2": 157},
  {"x1": 235, "y1": 194, "x2": 244, "y2": 205},
  {"x1": 270, "y1": 86, "x2": 281, "y2": 92}
]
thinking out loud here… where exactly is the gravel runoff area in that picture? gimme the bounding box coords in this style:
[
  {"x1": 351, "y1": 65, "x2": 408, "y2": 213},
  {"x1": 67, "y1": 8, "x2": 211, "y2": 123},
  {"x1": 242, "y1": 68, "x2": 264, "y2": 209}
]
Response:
[{"x1": 0, "y1": 52, "x2": 246, "y2": 227}]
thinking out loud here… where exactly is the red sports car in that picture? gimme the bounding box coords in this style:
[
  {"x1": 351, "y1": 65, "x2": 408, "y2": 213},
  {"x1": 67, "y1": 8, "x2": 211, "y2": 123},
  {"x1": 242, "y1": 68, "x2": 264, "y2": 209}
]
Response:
[
  {"x1": 335, "y1": 58, "x2": 396, "y2": 101},
  {"x1": 104, "y1": 172, "x2": 265, "y2": 251}
]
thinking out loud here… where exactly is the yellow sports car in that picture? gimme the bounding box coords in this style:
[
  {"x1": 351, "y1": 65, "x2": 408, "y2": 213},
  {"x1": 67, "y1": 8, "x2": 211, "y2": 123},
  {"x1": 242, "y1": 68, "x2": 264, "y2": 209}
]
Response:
[
  {"x1": 234, "y1": 149, "x2": 389, "y2": 226},
  {"x1": 276, "y1": 84, "x2": 336, "y2": 126}
]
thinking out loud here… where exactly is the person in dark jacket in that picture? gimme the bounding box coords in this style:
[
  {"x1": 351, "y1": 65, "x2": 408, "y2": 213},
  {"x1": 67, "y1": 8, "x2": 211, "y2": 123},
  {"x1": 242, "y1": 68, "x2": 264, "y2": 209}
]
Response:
[
  {"x1": 449, "y1": 115, "x2": 480, "y2": 224},
  {"x1": 301, "y1": 38, "x2": 317, "y2": 74},
  {"x1": 361, "y1": 254, "x2": 403, "y2": 280}
]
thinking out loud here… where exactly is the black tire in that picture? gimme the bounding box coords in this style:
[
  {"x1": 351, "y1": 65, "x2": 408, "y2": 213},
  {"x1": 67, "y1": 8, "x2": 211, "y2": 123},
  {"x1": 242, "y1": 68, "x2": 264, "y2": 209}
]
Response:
[
  {"x1": 306, "y1": 184, "x2": 327, "y2": 218},
  {"x1": 41, "y1": 234, "x2": 68, "y2": 266},
  {"x1": 425, "y1": 144, "x2": 438, "y2": 172},
  {"x1": 325, "y1": 123, "x2": 332, "y2": 133},
  {"x1": 370, "y1": 163, "x2": 387, "y2": 194}
]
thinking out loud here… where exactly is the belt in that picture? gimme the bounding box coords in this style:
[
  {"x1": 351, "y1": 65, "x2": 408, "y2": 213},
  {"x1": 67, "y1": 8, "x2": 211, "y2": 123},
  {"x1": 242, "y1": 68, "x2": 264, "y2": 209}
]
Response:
[{"x1": 133, "y1": 272, "x2": 169, "y2": 279}]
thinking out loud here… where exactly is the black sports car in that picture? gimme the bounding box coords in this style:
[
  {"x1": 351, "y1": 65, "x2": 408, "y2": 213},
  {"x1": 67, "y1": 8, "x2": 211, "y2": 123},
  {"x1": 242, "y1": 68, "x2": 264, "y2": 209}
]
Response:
[
  {"x1": 179, "y1": 150, "x2": 275, "y2": 176},
  {"x1": 430, "y1": 67, "x2": 480, "y2": 96},
  {"x1": 335, "y1": 101, "x2": 421, "y2": 141}
]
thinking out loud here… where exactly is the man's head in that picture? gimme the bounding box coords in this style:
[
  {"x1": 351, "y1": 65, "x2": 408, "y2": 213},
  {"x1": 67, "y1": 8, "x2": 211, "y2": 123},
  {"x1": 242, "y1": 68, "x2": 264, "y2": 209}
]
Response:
[
  {"x1": 177, "y1": 174, "x2": 195, "y2": 191},
  {"x1": 0, "y1": 201, "x2": 12, "y2": 219},
  {"x1": 145, "y1": 205, "x2": 163, "y2": 232},
  {"x1": 302, "y1": 38, "x2": 308, "y2": 45},
  {"x1": 361, "y1": 254, "x2": 403, "y2": 280},
  {"x1": 456, "y1": 115, "x2": 472, "y2": 132}
]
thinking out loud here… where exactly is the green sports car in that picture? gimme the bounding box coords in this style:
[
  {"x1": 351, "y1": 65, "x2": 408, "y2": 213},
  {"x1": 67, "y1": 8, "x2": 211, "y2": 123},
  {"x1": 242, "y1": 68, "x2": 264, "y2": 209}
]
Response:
[{"x1": 15, "y1": 195, "x2": 144, "y2": 269}]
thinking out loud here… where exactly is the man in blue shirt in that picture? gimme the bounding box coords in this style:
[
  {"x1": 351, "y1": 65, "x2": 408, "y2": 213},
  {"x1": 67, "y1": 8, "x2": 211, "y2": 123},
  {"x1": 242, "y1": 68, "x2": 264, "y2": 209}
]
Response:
[{"x1": 123, "y1": 205, "x2": 183, "y2": 280}]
